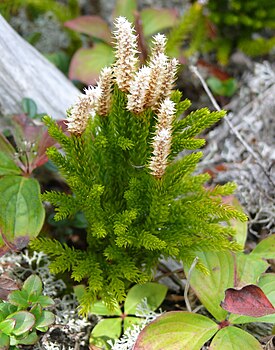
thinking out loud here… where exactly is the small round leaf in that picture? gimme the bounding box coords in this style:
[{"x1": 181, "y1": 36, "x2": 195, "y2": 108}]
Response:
[
  {"x1": 35, "y1": 311, "x2": 55, "y2": 329},
  {"x1": 0, "y1": 332, "x2": 10, "y2": 348},
  {"x1": 7, "y1": 311, "x2": 35, "y2": 335},
  {"x1": 8, "y1": 290, "x2": 29, "y2": 308},
  {"x1": 17, "y1": 331, "x2": 39, "y2": 345},
  {"x1": 22, "y1": 275, "x2": 43, "y2": 297},
  {"x1": 0, "y1": 318, "x2": 16, "y2": 334},
  {"x1": 91, "y1": 318, "x2": 122, "y2": 340},
  {"x1": 36, "y1": 295, "x2": 55, "y2": 308}
]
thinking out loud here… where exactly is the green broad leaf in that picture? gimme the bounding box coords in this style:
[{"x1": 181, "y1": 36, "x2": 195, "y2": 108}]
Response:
[
  {"x1": 17, "y1": 331, "x2": 39, "y2": 345},
  {"x1": 27, "y1": 293, "x2": 40, "y2": 303},
  {"x1": 88, "y1": 299, "x2": 121, "y2": 316},
  {"x1": 235, "y1": 253, "x2": 269, "y2": 287},
  {"x1": 22, "y1": 98, "x2": 37, "y2": 119},
  {"x1": 35, "y1": 295, "x2": 55, "y2": 308},
  {"x1": 0, "y1": 152, "x2": 21, "y2": 176},
  {"x1": 30, "y1": 304, "x2": 42, "y2": 320},
  {"x1": 0, "y1": 176, "x2": 45, "y2": 254},
  {"x1": 133, "y1": 311, "x2": 218, "y2": 350},
  {"x1": 207, "y1": 77, "x2": 238, "y2": 97},
  {"x1": 209, "y1": 326, "x2": 262, "y2": 349},
  {"x1": 124, "y1": 316, "x2": 144, "y2": 331},
  {"x1": 64, "y1": 16, "x2": 112, "y2": 43},
  {"x1": 0, "y1": 303, "x2": 17, "y2": 319},
  {"x1": 0, "y1": 135, "x2": 16, "y2": 160},
  {"x1": 69, "y1": 44, "x2": 115, "y2": 85},
  {"x1": 0, "y1": 318, "x2": 16, "y2": 334},
  {"x1": 259, "y1": 274, "x2": 275, "y2": 304},
  {"x1": 7, "y1": 311, "x2": 35, "y2": 335},
  {"x1": 124, "y1": 282, "x2": 167, "y2": 315},
  {"x1": 90, "y1": 318, "x2": 122, "y2": 340},
  {"x1": 113, "y1": 0, "x2": 137, "y2": 22},
  {"x1": 35, "y1": 311, "x2": 55, "y2": 330},
  {"x1": 22, "y1": 275, "x2": 43, "y2": 297},
  {"x1": 230, "y1": 273, "x2": 275, "y2": 324},
  {"x1": 73, "y1": 284, "x2": 85, "y2": 300},
  {"x1": 141, "y1": 8, "x2": 178, "y2": 37},
  {"x1": 36, "y1": 326, "x2": 48, "y2": 332},
  {"x1": 230, "y1": 197, "x2": 248, "y2": 249},
  {"x1": 250, "y1": 234, "x2": 275, "y2": 259},
  {"x1": 185, "y1": 251, "x2": 234, "y2": 321},
  {"x1": 8, "y1": 290, "x2": 29, "y2": 309},
  {"x1": 0, "y1": 332, "x2": 9, "y2": 348}
]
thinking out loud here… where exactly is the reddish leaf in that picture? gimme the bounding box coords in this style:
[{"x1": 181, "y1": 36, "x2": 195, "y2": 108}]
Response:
[
  {"x1": 64, "y1": 16, "x2": 112, "y2": 43},
  {"x1": 0, "y1": 274, "x2": 19, "y2": 300},
  {"x1": 34, "y1": 120, "x2": 67, "y2": 168},
  {"x1": 12, "y1": 114, "x2": 44, "y2": 144},
  {"x1": 197, "y1": 59, "x2": 230, "y2": 81},
  {"x1": 0, "y1": 233, "x2": 30, "y2": 257},
  {"x1": 69, "y1": 44, "x2": 114, "y2": 85},
  {"x1": 221, "y1": 285, "x2": 275, "y2": 317}
]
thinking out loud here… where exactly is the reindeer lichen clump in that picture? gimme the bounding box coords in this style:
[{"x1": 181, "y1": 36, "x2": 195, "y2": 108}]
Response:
[{"x1": 31, "y1": 17, "x2": 246, "y2": 314}]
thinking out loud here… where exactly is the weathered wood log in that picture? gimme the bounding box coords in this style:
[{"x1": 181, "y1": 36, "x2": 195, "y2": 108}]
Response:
[{"x1": 0, "y1": 15, "x2": 80, "y2": 120}]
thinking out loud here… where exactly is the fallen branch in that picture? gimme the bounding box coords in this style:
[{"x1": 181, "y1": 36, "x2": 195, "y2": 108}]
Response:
[{"x1": 0, "y1": 15, "x2": 79, "y2": 120}]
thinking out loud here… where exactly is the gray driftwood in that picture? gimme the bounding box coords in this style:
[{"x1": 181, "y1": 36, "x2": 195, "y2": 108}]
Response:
[{"x1": 0, "y1": 15, "x2": 79, "y2": 120}]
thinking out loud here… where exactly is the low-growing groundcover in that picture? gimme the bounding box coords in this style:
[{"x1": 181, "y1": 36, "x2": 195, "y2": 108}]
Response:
[
  {"x1": 0, "y1": 275, "x2": 55, "y2": 349},
  {"x1": 134, "y1": 235, "x2": 275, "y2": 349}
]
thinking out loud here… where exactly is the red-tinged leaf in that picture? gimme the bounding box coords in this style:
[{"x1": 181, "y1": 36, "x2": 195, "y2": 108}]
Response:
[
  {"x1": 221, "y1": 285, "x2": 275, "y2": 317},
  {"x1": 64, "y1": 16, "x2": 112, "y2": 43},
  {"x1": 12, "y1": 114, "x2": 44, "y2": 145},
  {"x1": 34, "y1": 120, "x2": 67, "y2": 168},
  {"x1": 197, "y1": 59, "x2": 230, "y2": 81},
  {"x1": 229, "y1": 273, "x2": 275, "y2": 324},
  {"x1": 7, "y1": 311, "x2": 35, "y2": 335},
  {"x1": 0, "y1": 274, "x2": 19, "y2": 300},
  {"x1": 141, "y1": 8, "x2": 178, "y2": 37},
  {"x1": 133, "y1": 311, "x2": 218, "y2": 350},
  {"x1": 69, "y1": 44, "x2": 115, "y2": 85},
  {"x1": 0, "y1": 234, "x2": 30, "y2": 257}
]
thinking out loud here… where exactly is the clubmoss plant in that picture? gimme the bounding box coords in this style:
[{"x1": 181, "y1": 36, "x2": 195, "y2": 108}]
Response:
[{"x1": 31, "y1": 17, "x2": 247, "y2": 315}]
